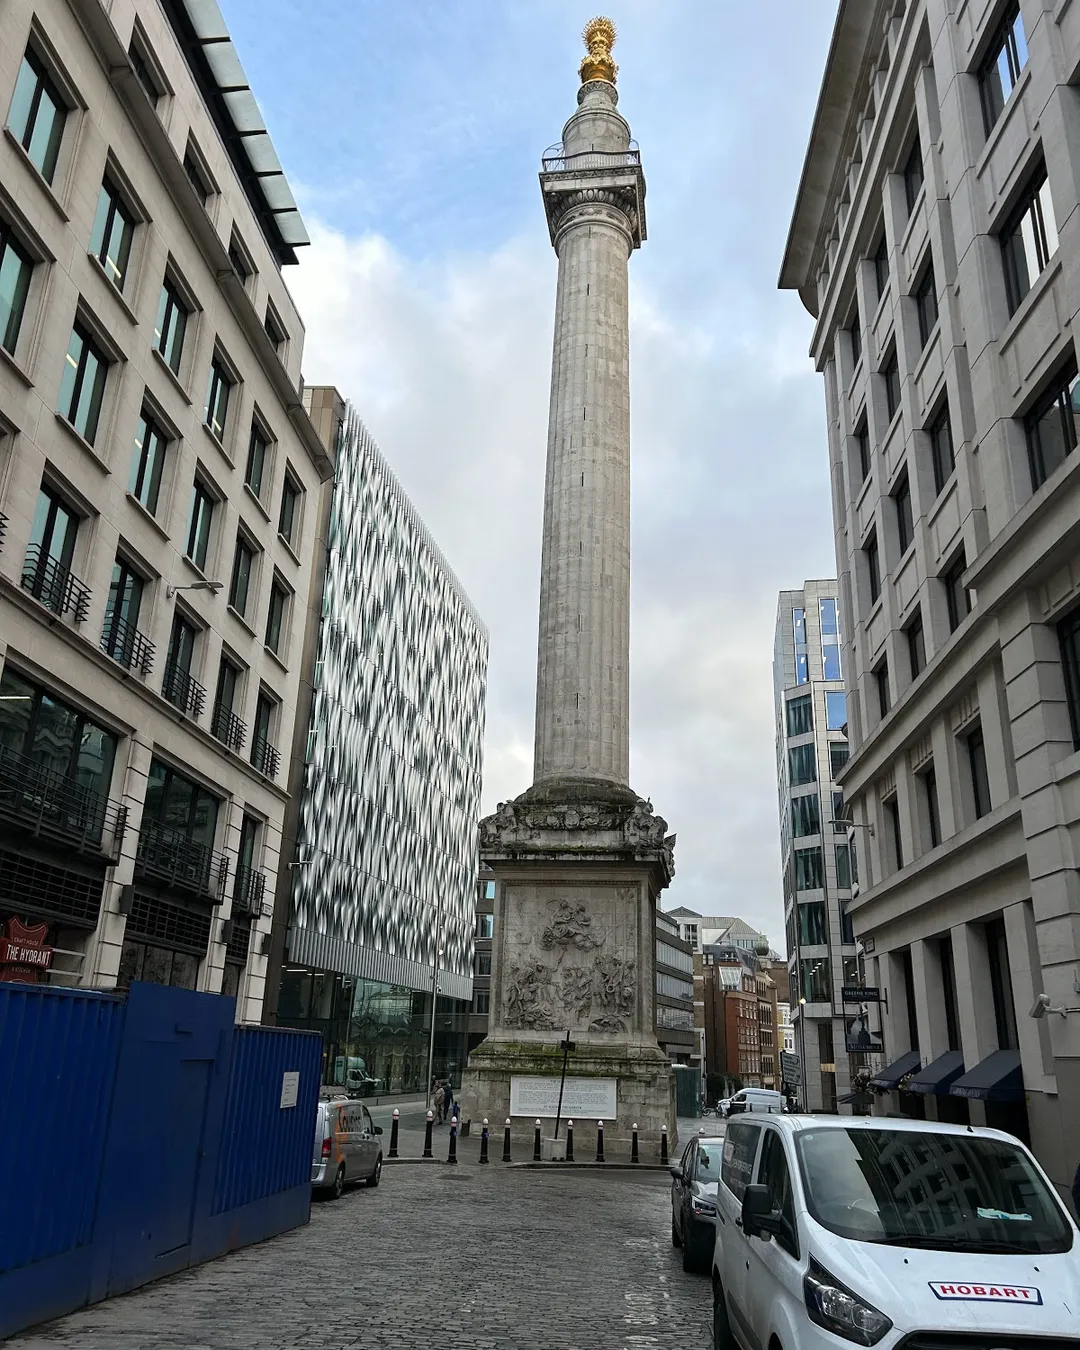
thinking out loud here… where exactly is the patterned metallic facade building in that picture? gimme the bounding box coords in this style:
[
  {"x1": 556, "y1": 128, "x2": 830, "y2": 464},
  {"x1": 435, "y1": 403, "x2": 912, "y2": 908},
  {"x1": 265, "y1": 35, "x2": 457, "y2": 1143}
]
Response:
[{"x1": 286, "y1": 405, "x2": 488, "y2": 1002}]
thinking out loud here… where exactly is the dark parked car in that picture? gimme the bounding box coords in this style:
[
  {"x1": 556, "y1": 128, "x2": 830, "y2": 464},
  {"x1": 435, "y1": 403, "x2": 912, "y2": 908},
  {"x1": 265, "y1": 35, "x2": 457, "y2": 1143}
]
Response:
[{"x1": 670, "y1": 1134, "x2": 722, "y2": 1272}]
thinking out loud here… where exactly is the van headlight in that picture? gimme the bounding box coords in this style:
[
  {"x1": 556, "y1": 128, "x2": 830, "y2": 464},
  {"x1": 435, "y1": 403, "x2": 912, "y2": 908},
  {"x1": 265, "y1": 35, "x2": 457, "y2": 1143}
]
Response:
[{"x1": 804, "y1": 1257, "x2": 892, "y2": 1346}]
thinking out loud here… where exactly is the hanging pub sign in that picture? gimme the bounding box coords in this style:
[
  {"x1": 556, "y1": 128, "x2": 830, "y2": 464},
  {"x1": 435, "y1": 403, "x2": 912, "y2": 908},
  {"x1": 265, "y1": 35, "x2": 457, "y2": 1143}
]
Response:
[
  {"x1": 0, "y1": 916, "x2": 54, "y2": 984},
  {"x1": 841, "y1": 985, "x2": 881, "y2": 1004}
]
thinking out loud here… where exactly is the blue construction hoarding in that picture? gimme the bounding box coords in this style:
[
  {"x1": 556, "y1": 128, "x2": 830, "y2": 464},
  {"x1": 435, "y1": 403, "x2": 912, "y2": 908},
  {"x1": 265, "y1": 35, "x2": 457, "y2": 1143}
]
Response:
[{"x1": 0, "y1": 980, "x2": 321, "y2": 1338}]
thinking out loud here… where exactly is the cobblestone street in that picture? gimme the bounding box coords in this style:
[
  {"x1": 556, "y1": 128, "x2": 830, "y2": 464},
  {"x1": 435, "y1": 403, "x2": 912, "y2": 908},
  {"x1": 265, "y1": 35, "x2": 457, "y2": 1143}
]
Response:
[{"x1": 13, "y1": 1162, "x2": 712, "y2": 1350}]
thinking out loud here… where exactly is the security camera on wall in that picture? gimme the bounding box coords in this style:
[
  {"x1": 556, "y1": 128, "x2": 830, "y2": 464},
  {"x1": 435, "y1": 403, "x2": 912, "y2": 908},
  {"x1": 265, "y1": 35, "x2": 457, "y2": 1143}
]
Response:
[{"x1": 1030, "y1": 993, "x2": 1052, "y2": 1019}]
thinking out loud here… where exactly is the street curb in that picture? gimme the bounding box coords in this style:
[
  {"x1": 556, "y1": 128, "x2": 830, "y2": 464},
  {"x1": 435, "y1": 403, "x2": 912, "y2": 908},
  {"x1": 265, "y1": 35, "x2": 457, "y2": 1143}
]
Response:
[{"x1": 383, "y1": 1158, "x2": 669, "y2": 1171}]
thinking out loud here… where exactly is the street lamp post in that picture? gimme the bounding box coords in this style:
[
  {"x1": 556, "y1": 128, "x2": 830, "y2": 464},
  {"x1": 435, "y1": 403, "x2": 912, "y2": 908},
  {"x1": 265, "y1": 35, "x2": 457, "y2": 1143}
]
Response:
[{"x1": 424, "y1": 903, "x2": 445, "y2": 1109}]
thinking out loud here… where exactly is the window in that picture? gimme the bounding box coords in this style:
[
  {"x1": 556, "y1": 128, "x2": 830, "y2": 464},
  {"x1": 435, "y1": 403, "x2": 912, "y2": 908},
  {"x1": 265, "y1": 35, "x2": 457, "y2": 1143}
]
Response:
[
  {"x1": 942, "y1": 550, "x2": 971, "y2": 633},
  {"x1": 920, "y1": 764, "x2": 941, "y2": 850},
  {"x1": 799, "y1": 958, "x2": 831, "y2": 1004},
  {"x1": 1059, "y1": 603, "x2": 1080, "y2": 749},
  {"x1": 756, "y1": 1132, "x2": 799, "y2": 1258},
  {"x1": 89, "y1": 177, "x2": 134, "y2": 290},
  {"x1": 789, "y1": 743, "x2": 816, "y2": 786},
  {"x1": 183, "y1": 141, "x2": 210, "y2": 205},
  {"x1": 229, "y1": 537, "x2": 256, "y2": 617},
  {"x1": 205, "y1": 357, "x2": 232, "y2": 442},
  {"x1": 264, "y1": 304, "x2": 286, "y2": 354},
  {"x1": 245, "y1": 423, "x2": 268, "y2": 498},
  {"x1": 0, "y1": 667, "x2": 117, "y2": 809},
  {"x1": 477, "y1": 913, "x2": 494, "y2": 939},
  {"x1": 798, "y1": 901, "x2": 827, "y2": 945},
  {"x1": 855, "y1": 419, "x2": 870, "y2": 482},
  {"x1": 873, "y1": 231, "x2": 890, "y2": 299},
  {"x1": 864, "y1": 531, "x2": 880, "y2": 603},
  {"x1": 875, "y1": 662, "x2": 891, "y2": 719},
  {"x1": 939, "y1": 937, "x2": 960, "y2": 1050},
  {"x1": 213, "y1": 658, "x2": 242, "y2": 747},
  {"x1": 154, "y1": 277, "x2": 188, "y2": 375},
  {"x1": 825, "y1": 691, "x2": 847, "y2": 731},
  {"x1": 884, "y1": 796, "x2": 903, "y2": 869},
  {"x1": 904, "y1": 135, "x2": 924, "y2": 215},
  {"x1": 829, "y1": 742, "x2": 849, "y2": 778},
  {"x1": 832, "y1": 791, "x2": 848, "y2": 832},
  {"x1": 473, "y1": 990, "x2": 490, "y2": 1015},
  {"x1": 835, "y1": 843, "x2": 852, "y2": 890},
  {"x1": 980, "y1": 3, "x2": 1028, "y2": 132},
  {"x1": 795, "y1": 847, "x2": 825, "y2": 891},
  {"x1": 8, "y1": 48, "x2": 66, "y2": 183},
  {"x1": 907, "y1": 610, "x2": 926, "y2": 680},
  {"x1": 58, "y1": 323, "x2": 108, "y2": 444},
  {"x1": 228, "y1": 231, "x2": 253, "y2": 285},
  {"x1": 820, "y1": 596, "x2": 838, "y2": 636},
  {"x1": 894, "y1": 470, "x2": 913, "y2": 554},
  {"x1": 849, "y1": 307, "x2": 862, "y2": 368},
  {"x1": 721, "y1": 1120, "x2": 760, "y2": 1202},
  {"x1": 23, "y1": 485, "x2": 79, "y2": 614},
  {"x1": 143, "y1": 757, "x2": 218, "y2": 852},
  {"x1": 128, "y1": 37, "x2": 162, "y2": 106},
  {"x1": 967, "y1": 725, "x2": 991, "y2": 819},
  {"x1": 265, "y1": 581, "x2": 288, "y2": 655},
  {"x1": 163, "y1": 613, "x2": 199, "y2": 713},
  {"x1": 1001, "y1": 168, "x2": 1059, "y2": 316},
  {"x1": 929, "y1": 402, "x2": 955, "y2": 496},
  {"x1": 102, "y1": 557, "x2": 148, "y2": 669},
  {"x1": 791, "y1": 793, "x2": 820, "y2": 838},
  {"x1": 1025, "y1": 362, "x2": 1080, "y2": 490},
  {"x1": 186, "y1": 479, "x2": 214, "y2": 569},
  {"x1": 128, "y1": 409, "x2": 167, "y2": 514},
  {"x1": 786, "y1": 694, "x2": 812, "y2": 737},
  {"x1": 251, "y1": 690, "x2": 276, "y2": 771},
  {"x1": 0, "y1": 221, "x2": 33, "y2": 353},
  {"x1": 839, "y1": 901, "x2": 855, "y2": 945},
  {"x1": 985, "y1": 917, "x2": 1018, "y2": 1050},
  {"x1": 914, "y1": 262, "x2": 938, "y2": 348},
  {"x1": 278, "y1": 472, "x2": 301, "y2": 545},
  {"x1": 883, "y1": 351, "x2": 901, "y2": 422},
  {"x1": 474, "y1": 950, "x2": 492, "y2": 977}
]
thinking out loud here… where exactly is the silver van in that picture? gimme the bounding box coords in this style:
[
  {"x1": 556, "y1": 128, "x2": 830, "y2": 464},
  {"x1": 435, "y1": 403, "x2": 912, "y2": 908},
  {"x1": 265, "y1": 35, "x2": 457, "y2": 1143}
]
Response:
[{"x1": 311, "y1": 1096, "x2": 384, "y2": 1199}]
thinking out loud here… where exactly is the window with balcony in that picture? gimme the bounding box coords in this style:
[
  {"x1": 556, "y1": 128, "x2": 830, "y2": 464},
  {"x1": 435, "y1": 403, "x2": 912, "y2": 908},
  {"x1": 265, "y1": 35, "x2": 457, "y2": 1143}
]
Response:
[
  {"x1": 154, "y1": 276, "x2": 188, "y2": 376},
  {"x1": 229, "y1": 536, "x2": 256, "y2": 618},
  {"x1": 8, "y1": 47, "x2": 66, "y2": 184},
  {"x1": 22, "y1": 484, "x2": 88, "y2": 620},
  {"x1": 788, "y1": 743, "x2": 816, "y2": 786},
  {"x1": 980, "y1": 3, "x2": 1028, "y2": 133},
  {"x1": 163, "y1": 613, "x2": 203, "y2": 718},
  {"x1": 251, "y1": 690, "x2": 280, "y2": 779},
  {"x1": 907, "y1": 609, "x2": 926, "y2": 680},
  {"x1": 102, "y1": 557, "x2": 152, "y2": 674},
  {"x1": 265, "y1": 580, "x2": 288, "y2": 655},
  {"x1": 245, "y1": 422, "x2": 268, "y2": 499},
  {"x1": 942, "y1": 549, "x2": 971, "y2": 633},
  {"x1": 1024, "y1": 361, "x2": 1080, "y2": 490},
  {"x1": 58, "y1": 323, "x2": 109, "y2": 445},
  {"x1": 89, "y1": 177, "x2": 135, "y2": 291},
  {"x1": 864, "y1": 530, "x2": 881, "y2": 604},
  {"x1": 205, "y1": 356, "x2": 233, "y2": 443},
  {"x1": 791, "y1": 793, "x2": 820, "y2": 838},
  {"x1": 795, "y1": 846, "x2": 824, "y2": 891},
  {"x1": 278, "y1": 471, "x2": 302, "y2": 546},
  {"x1": 1001, "y1": 167, "x2": 1058, "y2": 316},
  {"x1": 234, "y1": 812, "x2": 264, "y2": 917},
  {"x1": 128, "y1": 408, "x2": 167, "y2": 515},
  {"x1": 894, "y1": 469, "x2": 913, "y2": 554},
  {"x1": 915, "y1": 261, "x2": 938, "y2": 349},
  {"x1": 138, "y1": 757, "x2": 221, "y2": 896},
  {"x1": 786, "y1": 694, "x2": 812, "y2": 737},
  {"x1": 873, "y1": 230, "x2": 890, "y2": 300},
  {"x1": 186, "y1": 479, "x2": 214, "y2": 570},
  {"x1": 903, "y1": 135, "x2": 924, "y2": 215},
  {"x1": 883, "y1": 350, "x2": 901, "y2": 422},
  {"x1": 211, "y1": 657, "x2": 245, "y2": 752},
  {"x1": 0, "y1": 221, "x2": 33, "y2": 354},
  {"x1": 929, "y1": 401, "x2": 955, "y2": 496}
]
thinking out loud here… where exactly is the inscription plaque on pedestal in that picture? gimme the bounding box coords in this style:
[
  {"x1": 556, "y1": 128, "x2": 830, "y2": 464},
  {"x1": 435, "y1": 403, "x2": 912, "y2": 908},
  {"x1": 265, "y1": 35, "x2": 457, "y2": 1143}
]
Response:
[{"x1": 510, "y1": 1075, "x2": 618, "y2": 1119}]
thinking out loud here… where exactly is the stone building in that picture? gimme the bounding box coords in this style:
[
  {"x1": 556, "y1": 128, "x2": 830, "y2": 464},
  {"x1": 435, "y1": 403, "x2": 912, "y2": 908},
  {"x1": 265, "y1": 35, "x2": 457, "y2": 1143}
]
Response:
[
  {"x1": 0, "y1": 0, "x2": 332, "y2": 1017},
  {"x1": 781, "y1": 0, "x2": 1080, "y2": 1188},
  {"x1": 654, "y1": 907, "x2": 698, "y2": 1066}
]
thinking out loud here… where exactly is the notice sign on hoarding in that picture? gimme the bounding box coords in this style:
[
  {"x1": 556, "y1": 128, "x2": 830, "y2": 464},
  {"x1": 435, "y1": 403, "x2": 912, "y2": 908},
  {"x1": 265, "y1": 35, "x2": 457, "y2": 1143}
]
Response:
[
  {"x1": 279, "y1": 1071, "x2": 300, "y2": 1109},
  {"x1": 510, "y1": 1075, "x2": 617, "y2": 1120}
]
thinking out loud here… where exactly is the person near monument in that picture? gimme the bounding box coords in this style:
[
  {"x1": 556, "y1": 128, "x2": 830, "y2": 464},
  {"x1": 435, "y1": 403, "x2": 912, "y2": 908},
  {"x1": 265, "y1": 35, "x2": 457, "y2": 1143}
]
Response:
[{"x1": 433, "y1": 1080, "x2": 445, "y2": 1125}]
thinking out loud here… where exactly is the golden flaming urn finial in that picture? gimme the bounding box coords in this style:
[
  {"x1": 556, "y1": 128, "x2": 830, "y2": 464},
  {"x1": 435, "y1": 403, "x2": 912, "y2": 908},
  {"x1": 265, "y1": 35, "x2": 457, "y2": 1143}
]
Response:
[{"x1": 579, "y1": 16, "x2": 618, "y2": 85}]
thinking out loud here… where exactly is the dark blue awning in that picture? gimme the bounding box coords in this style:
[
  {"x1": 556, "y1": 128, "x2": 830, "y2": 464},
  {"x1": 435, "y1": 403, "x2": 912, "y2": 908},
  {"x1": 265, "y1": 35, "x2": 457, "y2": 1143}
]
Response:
[
  {"x1": 906, "y1": 1050, "x2": 966, "y2": 1096},
  {"x1": 948, "y1": 1049, "x2": 1024, "y2": 1103},
  {"x1": 869, "y1": 1049, "x2": 922, "y2": 1090}
]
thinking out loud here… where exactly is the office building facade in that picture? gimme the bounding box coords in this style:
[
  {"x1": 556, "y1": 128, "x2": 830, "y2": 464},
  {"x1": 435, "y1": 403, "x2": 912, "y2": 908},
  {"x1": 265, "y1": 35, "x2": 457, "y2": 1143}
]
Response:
[
  {"x1": 0, "y1": 0, "x2": 332, "y2": 1018},
  {"x1": 781, "y1": 0, "x2": 1080, "y2": 1188},
  {"x1": 268, "y1": 405, "x2": 488, "y2": 1092},
  {"x1": 774, "y1": 582, "x2": 861, "y2": 1111}
]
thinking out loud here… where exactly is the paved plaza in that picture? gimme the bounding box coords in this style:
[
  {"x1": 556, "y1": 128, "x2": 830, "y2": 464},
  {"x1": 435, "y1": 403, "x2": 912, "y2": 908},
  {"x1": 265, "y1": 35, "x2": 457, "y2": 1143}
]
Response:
[{"x1": 12, "y1": 1156, "x2": 713, "y2": 1350}]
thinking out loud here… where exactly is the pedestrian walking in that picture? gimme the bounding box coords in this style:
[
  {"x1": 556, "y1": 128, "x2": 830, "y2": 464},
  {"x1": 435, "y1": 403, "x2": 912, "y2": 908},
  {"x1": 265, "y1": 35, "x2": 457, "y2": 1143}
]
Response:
[
  {"x1": 433, "y1": 1081, "x2": 445, "y2": 1125},
  {"x1": 444, "y1": 1078, "x2": 455, "y2": 1122}
]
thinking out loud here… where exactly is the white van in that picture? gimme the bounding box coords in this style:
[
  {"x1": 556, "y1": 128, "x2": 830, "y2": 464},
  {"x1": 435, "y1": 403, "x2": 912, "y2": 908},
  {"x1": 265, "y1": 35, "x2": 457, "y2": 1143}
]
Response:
[
  {"x1": 711, "y1": 1114, "x2": 1080, "y2": 1350},
  {"x1": 724, "y1": 1088, "x2": 782, "y2": 1117}
]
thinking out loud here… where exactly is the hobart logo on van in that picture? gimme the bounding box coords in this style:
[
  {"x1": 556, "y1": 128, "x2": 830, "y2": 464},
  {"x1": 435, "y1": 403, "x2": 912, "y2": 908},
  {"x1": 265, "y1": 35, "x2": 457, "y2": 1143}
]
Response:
[{"x1": 929, "y1": 1282, "x2": 1042, "y2": 1305}]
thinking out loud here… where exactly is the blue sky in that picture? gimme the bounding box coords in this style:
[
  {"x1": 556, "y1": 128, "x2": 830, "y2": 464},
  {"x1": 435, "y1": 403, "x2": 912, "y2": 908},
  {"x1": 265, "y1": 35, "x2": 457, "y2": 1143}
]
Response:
[{"x1": 223, "y1": 1, "x2": 840, "y2": 942}]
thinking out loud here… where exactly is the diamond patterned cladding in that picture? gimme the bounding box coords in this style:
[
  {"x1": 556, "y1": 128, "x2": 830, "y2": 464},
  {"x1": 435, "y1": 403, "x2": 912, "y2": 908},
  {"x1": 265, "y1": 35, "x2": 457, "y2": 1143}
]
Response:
[{"x1": 291, "y1": 407, "x2": 488, "y2": 997}]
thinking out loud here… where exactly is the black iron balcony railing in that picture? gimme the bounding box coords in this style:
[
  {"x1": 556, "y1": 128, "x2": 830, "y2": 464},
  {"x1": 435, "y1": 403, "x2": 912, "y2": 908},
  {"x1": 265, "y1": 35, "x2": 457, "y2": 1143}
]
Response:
[
  {"x1": 250, "y1": 736, "x2": 280, "y2": 780},
  {"x1": 0, "y1": 511, "x2": 7, "y2": 553},
  {"x1": 0, "y1": 743, "x2": 127, "y2": 861},
  {"x1": 162, "y1": 661, "x2": 206, "y2": 719},
  {"x1": 211, "y1": 702, "x2": 246, "y2": 753},
  {"x1": 100, "y1": 611, "x2": 155, "y2": 676},
  {"x1": 21, "y1": 545, "x2": 91, "y2": 622},
  {"x1": 541, "y1": 140, "x2": 640, "y2": 173},
  {"x1": 134, "y1": 818, "x2": 228, "y2": 900},
  {"x1": 232, "y1": 864, "x2": 266, "y2": 918}
]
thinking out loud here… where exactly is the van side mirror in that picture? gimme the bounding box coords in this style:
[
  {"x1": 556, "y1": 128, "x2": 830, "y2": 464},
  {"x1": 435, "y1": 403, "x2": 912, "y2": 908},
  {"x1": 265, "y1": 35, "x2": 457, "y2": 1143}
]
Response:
[
  {"x1": 669, "y1": 1164, "x2": 682, "y2": 1180},
  {"x1": 741, "y1": 1184, "x2": 783, "y2": 1239},
  {"x1": 374, "y1": 1125, "x2": 383, "y2": 1135}
]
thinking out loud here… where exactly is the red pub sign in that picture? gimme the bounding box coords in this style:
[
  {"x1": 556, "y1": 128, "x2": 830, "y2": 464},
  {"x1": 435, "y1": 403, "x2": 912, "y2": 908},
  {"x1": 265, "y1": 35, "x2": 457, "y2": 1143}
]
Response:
[{"x1": 0, "y1": 917, "x2": 54, "y2": 984}]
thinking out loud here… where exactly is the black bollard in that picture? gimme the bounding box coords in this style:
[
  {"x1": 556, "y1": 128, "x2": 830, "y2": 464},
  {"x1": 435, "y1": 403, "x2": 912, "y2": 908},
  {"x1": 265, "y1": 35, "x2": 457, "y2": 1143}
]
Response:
[
  {"x1": 423, "y1": 1110, "x2": 434, "y2": 1159},
  {"x1": 631, "y1": 1122, "x2": 639, "y2": 1164},
  {"x1": 479, "y1": 1118, "x2": 490, "y2": 1164},
  {"x1": 660, "y1": 1124, "x2": 668, "y2": 1164},
  {"x1": 533, "y1": 1118, "x2": 542, "y2": 1162},
  {"x1": 389, "y1": 1108, "x2": 400, "y2": 1159},
  {"x1": 502, "y1": 1117, "x2": 512, "y2": 1162},
  {"x1": 448, "y1": 1116, "x2": 458, "y2": 1164},
  {"x1": 596, "y1": 1119, "x2": 605, "y2": 1163},
  {"x1": 566, "y1": 1119, "x2": 575, "y2": 1163}
]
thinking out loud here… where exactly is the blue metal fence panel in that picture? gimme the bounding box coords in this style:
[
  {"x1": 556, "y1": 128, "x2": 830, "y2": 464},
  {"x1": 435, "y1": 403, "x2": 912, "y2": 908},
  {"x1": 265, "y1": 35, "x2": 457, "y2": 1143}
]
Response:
[
  {"x1": 211, "y1": 1025, "x2": 322, "y2": 1215},
  {"x1": 0, "y1": 984, "x2": 123, "y2": 1275}
]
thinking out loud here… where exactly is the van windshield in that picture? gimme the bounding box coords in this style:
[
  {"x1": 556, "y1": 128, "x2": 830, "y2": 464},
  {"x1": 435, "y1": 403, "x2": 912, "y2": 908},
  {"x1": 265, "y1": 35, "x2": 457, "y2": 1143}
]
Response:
[{"x1": 795, "y1": 1128, "x2": 1072, "y2": 1254}]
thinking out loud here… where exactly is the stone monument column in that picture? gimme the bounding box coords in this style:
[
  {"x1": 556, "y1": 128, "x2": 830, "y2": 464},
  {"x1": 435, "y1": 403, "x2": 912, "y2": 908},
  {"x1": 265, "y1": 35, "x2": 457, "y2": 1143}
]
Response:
[{"x1": 461, "y1": 19, "x2": 675, "y2": 1156}]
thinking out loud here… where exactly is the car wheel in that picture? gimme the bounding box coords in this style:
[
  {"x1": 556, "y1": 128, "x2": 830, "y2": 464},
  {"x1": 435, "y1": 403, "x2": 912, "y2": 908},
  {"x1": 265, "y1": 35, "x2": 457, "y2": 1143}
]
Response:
[
  {"x1": 671, "y1": 1213, "x2": 682, "y2": 1248},
  {"x1": 712, "y1": 1275, "x2": 735, "y2": 1350},
  {"x1": 366, "y1": 1154, "x2": 382, "y2": 1187},
  {"x1": 331, "y1": 1164, "x2": 345, "y2": 1200}
]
